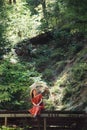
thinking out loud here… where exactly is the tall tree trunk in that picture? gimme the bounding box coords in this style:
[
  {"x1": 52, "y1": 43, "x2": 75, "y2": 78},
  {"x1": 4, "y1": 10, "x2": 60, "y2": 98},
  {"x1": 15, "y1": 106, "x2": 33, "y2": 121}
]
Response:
[
  {"x1": 42, "y1": 0, "x2": 46, "y2": 18},
  {"x1": 9, "y1": 0, "x2": 16, "y2": 4},
  {"x1": 41, "y1": 0, "x2": 48, "y2": 29},
  {"x1": 9, "y1": 0, "x2": 12, "y2": 4},
  {"x1": 13, "y1": 0, "x2": 16, "y2": 4}
]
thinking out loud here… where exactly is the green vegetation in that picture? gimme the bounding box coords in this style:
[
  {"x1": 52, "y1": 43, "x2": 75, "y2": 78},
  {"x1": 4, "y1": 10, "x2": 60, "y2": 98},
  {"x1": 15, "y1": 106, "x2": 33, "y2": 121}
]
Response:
[
  {"x1": 0, "y1": 59, "x2": 41, "y2": 109},
  {"x1": 0, "y1": 0, "x2": 87, "y2": 112},
  {"x1": 0, "y1": 126, "x2": 22, "y2": 130}
]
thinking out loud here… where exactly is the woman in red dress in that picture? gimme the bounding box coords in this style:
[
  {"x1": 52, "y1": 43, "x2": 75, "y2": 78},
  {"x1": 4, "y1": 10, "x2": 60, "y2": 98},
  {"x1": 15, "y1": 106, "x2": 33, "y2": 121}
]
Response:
[{"x1": 28, "y1": 88, "x2": 44, "y2": 117}]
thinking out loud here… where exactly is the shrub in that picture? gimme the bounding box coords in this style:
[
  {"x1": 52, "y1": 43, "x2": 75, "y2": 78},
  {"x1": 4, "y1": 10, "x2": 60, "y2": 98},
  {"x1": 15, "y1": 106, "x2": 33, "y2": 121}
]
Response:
[{"x1": 0, "y1": 59, "x2": 41, "y2": 110}]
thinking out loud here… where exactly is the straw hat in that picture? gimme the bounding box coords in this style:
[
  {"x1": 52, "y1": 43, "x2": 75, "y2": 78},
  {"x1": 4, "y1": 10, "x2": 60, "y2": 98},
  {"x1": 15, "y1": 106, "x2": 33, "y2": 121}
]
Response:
[{"x1": 30, "y1": 81, "x2": 49, "y2": 95}]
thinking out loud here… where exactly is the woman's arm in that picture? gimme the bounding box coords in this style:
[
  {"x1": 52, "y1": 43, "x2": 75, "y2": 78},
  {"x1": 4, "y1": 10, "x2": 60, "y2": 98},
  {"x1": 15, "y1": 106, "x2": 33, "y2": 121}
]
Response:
[
  {"x1": 32, "y1": 102, "x2": 37, "y2": 106},
  {"x1": 37, "y1": 98, "x2": 42, "y2": 106},
  {"x1": 32, "y1": 98, "x2": 43, "y2": 106}
]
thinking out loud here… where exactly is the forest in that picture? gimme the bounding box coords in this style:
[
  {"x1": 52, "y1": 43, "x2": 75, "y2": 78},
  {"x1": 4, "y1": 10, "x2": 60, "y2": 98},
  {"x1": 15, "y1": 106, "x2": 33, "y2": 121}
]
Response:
[{"x1": 0, "y1": 0, "x2": 87, "y2": 114}]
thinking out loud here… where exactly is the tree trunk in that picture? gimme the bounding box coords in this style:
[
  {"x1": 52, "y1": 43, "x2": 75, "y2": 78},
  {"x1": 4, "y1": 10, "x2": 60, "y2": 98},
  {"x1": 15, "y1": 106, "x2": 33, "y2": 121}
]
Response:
[
  {"x1": 9, "y1": 0, "x2": 16, "y2": 4},
  {"x1": 41, "y1": 0, "x2": 48, "y2": 30},
  {"x1": 13, "y1": 0, "x2": 16, "y2": 4},
  {"x1": 42, "y1": 0, "x2": 46, "y2": 18},
  {"x1": 9, "y1": 0, "x2": 12, "y2": 4}
]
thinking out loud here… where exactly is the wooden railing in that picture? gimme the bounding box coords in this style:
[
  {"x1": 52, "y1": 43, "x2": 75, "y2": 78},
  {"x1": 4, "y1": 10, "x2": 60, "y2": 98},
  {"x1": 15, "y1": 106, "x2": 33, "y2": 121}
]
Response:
[{"x1": 0, "y1": 110, "x2": 87, "y2": 130}]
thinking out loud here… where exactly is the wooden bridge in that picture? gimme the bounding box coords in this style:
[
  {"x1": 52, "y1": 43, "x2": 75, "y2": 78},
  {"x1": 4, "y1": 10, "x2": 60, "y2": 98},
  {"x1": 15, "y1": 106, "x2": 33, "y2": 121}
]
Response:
[{"x1": 0, "y1": 110, "x2": 87, "y2": 130}]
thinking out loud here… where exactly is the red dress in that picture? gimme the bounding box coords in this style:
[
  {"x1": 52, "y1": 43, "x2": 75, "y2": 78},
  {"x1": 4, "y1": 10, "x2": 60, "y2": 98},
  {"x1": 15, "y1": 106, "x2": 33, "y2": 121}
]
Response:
[{"x1": 29, "y1": 94, "x2": 44, "y2": 117}]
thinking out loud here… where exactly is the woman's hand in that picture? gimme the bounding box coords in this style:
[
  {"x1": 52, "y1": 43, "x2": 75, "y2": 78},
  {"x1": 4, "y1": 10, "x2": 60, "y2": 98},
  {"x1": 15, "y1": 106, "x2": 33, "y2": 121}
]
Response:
[
  {"x1": 37, "y1": 99, "x2": 42, "y2": 106},
  {"x1": 32, "y1": 98, "x2": 42, "y2": 106},
  {"x1": 32, "y1": 102, "x2": 37, "y2": 106}
]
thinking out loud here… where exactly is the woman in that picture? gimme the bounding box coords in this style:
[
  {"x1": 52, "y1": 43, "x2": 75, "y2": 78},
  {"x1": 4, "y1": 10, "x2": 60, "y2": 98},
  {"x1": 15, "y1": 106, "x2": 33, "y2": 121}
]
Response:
[{"x1": 28, "y1": 88, "x2": 44, "y2": 117}]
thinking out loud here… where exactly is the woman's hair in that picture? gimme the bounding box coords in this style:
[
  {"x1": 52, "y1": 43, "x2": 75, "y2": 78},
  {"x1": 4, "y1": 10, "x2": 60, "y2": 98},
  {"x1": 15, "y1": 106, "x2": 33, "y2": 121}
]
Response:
[
  {"x1": 30, "y1": 86, "x2": 42, "y2": 98},
  {"x1": 30, "y1": 85, "x2": 49, "y2": 98},
  {"x1": 30, "y1": 88, "x2": 36, "y2": 98}
]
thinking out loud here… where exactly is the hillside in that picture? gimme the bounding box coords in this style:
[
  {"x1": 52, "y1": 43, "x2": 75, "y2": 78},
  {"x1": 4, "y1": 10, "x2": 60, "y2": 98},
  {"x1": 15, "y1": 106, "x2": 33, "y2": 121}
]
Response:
[{"x1": 15, "y1": 31, "x2": 87, "y2": 111}]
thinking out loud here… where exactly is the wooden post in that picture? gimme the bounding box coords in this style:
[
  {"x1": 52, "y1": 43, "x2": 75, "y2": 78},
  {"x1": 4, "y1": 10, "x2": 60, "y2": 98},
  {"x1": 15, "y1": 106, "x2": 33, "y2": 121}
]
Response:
[
  {"x1": 37, "y1": 118, "x2": 40, "y2": 130},
  {"x1": 44, "y1": 118, "x2": 46, "y2": 130},
  {"x1": 5, "y1": 117, "x2": 7, "y2": 126}
]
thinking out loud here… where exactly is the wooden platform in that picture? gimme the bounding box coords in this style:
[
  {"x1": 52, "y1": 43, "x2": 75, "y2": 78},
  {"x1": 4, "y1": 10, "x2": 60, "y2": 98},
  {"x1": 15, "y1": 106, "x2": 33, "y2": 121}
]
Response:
[{"x1": 0, "y1": 110, "x2": 87, "y2": 130}]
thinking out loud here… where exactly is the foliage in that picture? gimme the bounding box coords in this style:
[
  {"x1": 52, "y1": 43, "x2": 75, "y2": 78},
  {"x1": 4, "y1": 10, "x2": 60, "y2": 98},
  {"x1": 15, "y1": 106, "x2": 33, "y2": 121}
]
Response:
[
  {"x1": 0, "y1": 0, "x2": 43, "y2": 55},
  {"x1": 62, "y1": 62, "x2": 87, "y2": 105},
  {"x1": 26, "y1": 0, "x2": 41, "y2": 15},
  {"x1": 0, "y1": 0, "x2": 87, "y2": 111},
  {"x1": 44, "y1": 99, "x2": 55, "y2": 110},
  {"x1": 71, "y1": 63, "x2": 87, "y2": 81},
  {"x1": 0, "y1": 0, "x2": 87, "y2": 54},
  {"x1": 0, "y1": 59, "x2": 41, "y2": 110},
  {"x1": 51, "y1": 48, "x2": 65, "y2": 60},
  {"x1": 0, "y1": 126, "x2": 23, "y2": 130},
  {"x1": 0, "y1": 1, "x2": 11, "y2": 58}
]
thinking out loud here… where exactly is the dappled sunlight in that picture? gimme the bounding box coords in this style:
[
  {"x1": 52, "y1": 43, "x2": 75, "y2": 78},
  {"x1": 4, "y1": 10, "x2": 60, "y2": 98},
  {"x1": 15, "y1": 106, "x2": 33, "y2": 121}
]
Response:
[
  {"x1": 49, "y1": 72, "x2": 69, "y2": 110},
  {"x1": 4, "y1": 0, "x2": 42, "y2": 45},
  {"x1": 54, "y1": 72, "x2": 69, "y2": 87}
]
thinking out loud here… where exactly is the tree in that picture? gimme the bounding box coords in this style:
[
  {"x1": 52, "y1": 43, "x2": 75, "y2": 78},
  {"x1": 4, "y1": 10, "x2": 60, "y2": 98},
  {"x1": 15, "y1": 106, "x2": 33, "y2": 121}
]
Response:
[
  {"x1": 26, "y1": 0, "x2": 47, "y2": 17},
  {"x1": 9, "y1": 0, "x2": 16, "y2": 4},
  {"x1": 41, "y1": 0, "x2": 46, "y2": 18},
  {"x1": 0, "y1": 1, "x2": 11, "y2": 59},
  {"x1": 59, "y1": 0, "x2": 87, "y2": 32},
  {"x1": 26, "y1": 0, "x2": 48, "y2": 31},
  {"x1": 0, "y1": 60, "x2": 41, "y2": 110}
]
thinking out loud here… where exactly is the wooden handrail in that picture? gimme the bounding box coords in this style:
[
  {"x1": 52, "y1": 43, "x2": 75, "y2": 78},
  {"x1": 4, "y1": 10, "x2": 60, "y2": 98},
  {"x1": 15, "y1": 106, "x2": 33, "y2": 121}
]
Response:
[
  {"x1": 0, "y1": 110, "x2": 86, "y2": 114},
  {"x1": 0, "y1": 110, "x2": 87, "y2": 130}
]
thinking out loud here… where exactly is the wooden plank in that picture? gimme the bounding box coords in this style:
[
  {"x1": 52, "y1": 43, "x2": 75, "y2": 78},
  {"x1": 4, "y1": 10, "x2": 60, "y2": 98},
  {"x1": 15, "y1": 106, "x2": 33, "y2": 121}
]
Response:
[
  {"x1": 0, "y1": 110, "x2": 86, "y2": 114},
  {"x1": 0, "y1": 113, "x2": 30, "y2": 118},
  {"x1": 0, "y1": 113, "x2": 85, "y2": 118}
]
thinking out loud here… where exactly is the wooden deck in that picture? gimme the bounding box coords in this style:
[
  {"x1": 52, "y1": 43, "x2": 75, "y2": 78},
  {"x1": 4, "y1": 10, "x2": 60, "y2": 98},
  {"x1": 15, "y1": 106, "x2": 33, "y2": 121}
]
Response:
[{"x1": 0, "y1": 110, "x2": 87, "y2": 130}]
